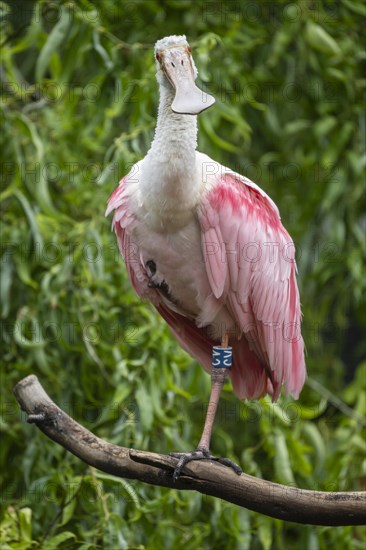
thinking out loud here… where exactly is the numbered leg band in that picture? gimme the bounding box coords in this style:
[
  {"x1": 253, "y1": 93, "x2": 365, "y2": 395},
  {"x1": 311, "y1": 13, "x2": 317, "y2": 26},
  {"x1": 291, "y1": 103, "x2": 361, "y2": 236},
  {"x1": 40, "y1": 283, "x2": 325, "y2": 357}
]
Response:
[{"x1": 212, "y1": 346, "x2": 233, "y2": 368}]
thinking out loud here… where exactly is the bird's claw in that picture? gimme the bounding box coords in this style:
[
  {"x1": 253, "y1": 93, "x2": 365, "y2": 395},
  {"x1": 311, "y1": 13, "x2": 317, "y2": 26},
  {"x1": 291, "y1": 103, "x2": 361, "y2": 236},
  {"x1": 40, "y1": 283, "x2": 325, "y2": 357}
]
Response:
[
  {"x1": 170, "y1": 450, "x2": 242, "y2": 482},
  {"x1": 170, "y1": 450, "x2": 210, "y2": 482}
]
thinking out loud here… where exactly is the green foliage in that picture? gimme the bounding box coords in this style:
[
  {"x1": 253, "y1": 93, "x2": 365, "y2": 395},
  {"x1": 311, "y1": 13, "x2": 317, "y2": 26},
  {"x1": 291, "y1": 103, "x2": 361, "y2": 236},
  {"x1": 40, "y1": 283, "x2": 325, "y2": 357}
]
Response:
[{"x1": 1, "y1": 0, "x2": 365, "y2": 548}]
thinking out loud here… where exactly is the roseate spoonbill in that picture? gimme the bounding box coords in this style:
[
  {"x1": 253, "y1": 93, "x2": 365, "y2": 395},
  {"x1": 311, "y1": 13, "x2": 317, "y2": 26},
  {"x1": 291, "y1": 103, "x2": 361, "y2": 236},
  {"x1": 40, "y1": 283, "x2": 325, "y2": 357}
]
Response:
[{"x1": 106, "y1": 35, "x2": 306, "y2": 480}]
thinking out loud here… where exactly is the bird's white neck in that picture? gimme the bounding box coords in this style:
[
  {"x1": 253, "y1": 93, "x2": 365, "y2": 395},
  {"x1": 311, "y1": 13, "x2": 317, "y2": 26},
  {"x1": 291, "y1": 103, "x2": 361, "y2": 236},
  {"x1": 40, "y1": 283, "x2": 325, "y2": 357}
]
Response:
[{"x1": 140, "y1": 84, "x2": 200, "y2": 231}]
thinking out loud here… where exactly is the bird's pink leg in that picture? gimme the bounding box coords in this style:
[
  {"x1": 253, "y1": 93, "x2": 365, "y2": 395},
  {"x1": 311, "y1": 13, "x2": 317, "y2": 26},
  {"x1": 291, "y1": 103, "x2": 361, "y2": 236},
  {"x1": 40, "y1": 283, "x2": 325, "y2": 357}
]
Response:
[
  {"x1": 171, "y1": 334, "x2": 242, "y2": 481},
  {"x1": 196, "y1": 333, "x2": 229, "y2": 452}
]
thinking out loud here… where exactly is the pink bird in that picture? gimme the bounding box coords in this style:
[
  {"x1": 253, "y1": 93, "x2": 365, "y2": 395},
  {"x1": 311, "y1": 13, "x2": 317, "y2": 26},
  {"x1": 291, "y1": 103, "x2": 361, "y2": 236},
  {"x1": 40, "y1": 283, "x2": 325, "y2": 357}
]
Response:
[{"x1": 106, "y1": 35, "x2": 306, "y2": 480}]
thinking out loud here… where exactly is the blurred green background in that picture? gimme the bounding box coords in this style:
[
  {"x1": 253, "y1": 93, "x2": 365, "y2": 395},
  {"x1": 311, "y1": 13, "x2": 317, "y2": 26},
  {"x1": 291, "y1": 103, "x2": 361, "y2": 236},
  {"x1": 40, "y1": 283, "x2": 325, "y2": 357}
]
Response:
[{"x1": 1, "y1": 0, "x2": 365, "y2": 548}]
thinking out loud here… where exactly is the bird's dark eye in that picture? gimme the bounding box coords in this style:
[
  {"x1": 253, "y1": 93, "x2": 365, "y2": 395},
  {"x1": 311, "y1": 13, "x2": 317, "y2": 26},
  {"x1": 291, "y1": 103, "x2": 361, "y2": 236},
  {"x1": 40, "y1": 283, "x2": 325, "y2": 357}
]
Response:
[
  {"x1": 156, "y1": 52, "x2": 161, "y2": 62},
  {"x1": 171, "y1": 62, "x2": 175, "y2": 67}
]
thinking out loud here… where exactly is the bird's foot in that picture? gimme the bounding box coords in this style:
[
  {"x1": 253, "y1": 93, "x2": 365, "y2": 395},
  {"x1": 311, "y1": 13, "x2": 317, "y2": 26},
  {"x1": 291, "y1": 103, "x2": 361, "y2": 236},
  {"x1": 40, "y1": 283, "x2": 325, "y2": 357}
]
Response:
[{"x1": 170, "y1": 449, "x2": 242, "y2": 482}]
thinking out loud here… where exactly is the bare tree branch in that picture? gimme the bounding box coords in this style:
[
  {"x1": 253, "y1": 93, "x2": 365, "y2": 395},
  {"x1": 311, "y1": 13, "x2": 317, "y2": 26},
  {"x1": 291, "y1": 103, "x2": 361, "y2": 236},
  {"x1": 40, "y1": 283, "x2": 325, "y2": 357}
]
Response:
[{"x1": 13, "y1": 375, "x2": 366, "y2": 526}]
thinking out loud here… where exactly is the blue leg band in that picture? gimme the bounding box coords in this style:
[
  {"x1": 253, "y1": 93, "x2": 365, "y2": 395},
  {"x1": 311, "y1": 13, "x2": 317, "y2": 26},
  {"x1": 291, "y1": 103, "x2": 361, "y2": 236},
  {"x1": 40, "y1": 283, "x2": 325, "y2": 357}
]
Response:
[{"x1": 212, "y1": 346, "x2": 233, "y2": 368}]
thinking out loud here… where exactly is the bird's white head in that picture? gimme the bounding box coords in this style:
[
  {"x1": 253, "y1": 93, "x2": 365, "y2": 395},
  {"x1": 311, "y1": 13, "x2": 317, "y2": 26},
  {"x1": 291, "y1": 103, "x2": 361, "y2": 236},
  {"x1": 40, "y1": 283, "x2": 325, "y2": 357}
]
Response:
[{"x1": 154, "y1": 35, "x2": 215, "y2": 115}]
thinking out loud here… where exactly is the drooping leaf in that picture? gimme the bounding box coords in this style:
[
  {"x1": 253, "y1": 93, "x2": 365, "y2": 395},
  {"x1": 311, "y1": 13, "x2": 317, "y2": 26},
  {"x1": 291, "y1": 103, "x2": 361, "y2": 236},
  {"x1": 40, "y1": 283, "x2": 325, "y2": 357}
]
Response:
[{"x1": 35, "y1": 7, "x2": 73, "y2": 82}]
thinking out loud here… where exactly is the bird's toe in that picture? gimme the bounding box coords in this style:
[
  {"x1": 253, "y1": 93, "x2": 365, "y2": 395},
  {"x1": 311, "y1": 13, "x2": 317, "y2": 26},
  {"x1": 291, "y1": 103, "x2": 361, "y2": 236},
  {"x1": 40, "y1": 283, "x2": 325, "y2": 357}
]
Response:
[{"x1": 170, "y1": 450, "x2": 242, "y2": 482}]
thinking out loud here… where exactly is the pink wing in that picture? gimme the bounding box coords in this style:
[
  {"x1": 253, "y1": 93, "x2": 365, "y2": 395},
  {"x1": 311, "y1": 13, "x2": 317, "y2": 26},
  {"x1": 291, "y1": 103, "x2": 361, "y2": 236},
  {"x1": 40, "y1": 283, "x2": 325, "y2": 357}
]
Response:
[
  {"x1": 198, "y1": 172, "x2": 306, "y2": 400},
  {"x1": 106, "y1": 176, "x2": 158, "y2": 304}
]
